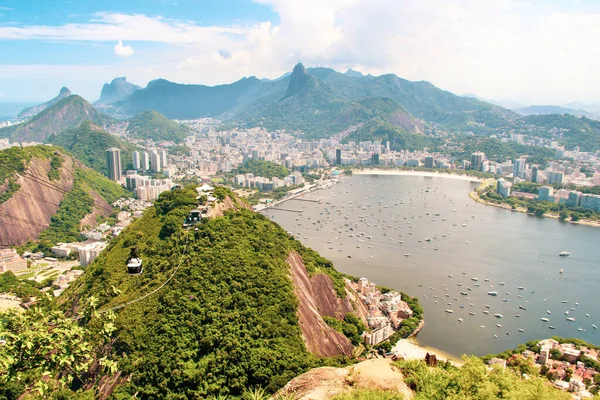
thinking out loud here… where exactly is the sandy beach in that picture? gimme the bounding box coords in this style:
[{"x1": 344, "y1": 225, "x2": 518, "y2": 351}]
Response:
[
  {"x1": 392, "y1": 337, "x2": 464, "y2": 365},
  {"x1": 353, "y1": 169, "x2": 482, "y2": 182}
]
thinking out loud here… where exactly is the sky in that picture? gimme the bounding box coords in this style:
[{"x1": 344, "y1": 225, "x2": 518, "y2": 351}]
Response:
[{"x1": 1, "y1": 0, "x2": 600, "y2": 105}]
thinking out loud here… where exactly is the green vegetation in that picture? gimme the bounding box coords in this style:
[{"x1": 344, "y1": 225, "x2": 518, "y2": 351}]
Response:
[
  {"x1": 127, "y1": 110, "x2": 190, "y2": 143},
  {"x1": 373, "y1": 292, "x2": 423, "y2": 353},
  {"x1": 47, "y1": 120, "x2": 139, "y2": 175},
  {"x1": 0, "y1": 271, "x2": 44, "y2": 300},
  {"x1": 0, "y1": 298, "x2": 119, "y2": 399},
  {"x1": 233, "y1": 160, "x2": 290, "y2": 179},
  {"x1": 59, "y1": 187, "x2": 351, "y2": 398},
  {"x1": 397, "y1": 357, "x2": 571, "y2": 400},
  {"x1": 323, "y1": 314, "x2": 366, "y2": 346},
  {"x1": 458, "y1": 136, "x2": 555, "y2": 165},
  {"x1": 0, "y1": 178, "x2": 20, "y2": 203},
  {"x1": 344, "y1": 119, "x2": 436, "y2": 152},
  {"x1": 519, "y1": 114, "x2": 600, "y2": 152}
]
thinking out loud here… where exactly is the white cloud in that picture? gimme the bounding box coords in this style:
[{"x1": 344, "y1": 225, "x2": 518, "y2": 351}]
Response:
[
  {"x1": 114, "y1": 40, "x2": 134, "y2": 57},
  {"x1": 3, "y1": 1, "x2": 600, "y2": 104}
]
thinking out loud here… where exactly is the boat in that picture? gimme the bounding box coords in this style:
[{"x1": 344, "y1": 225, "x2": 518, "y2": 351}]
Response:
[
  {"x1": 471, "y1": 277, "x2": 478, "y2": 281},
  {"x1": 593, "y1": 324, "x2": 597, "y2": 329},
  {"x1": 499, "y1": 282, "x2": 506, "y2": 285},
  {"x1": 541, "y1": 318, "x2": 549, "y2": 322},
  {"x1": 560, "y1": 269, "x2": 564, "y2": 274},
  {"x1": 517, "y1": 287, "x2": 524, "y2": 290},
  {"x1": 559, "y1": 251, "x2": 570, "y2": 257},
  {"x1": 480, "y1": 325, "x2": 485, "y2": 328},
  {"x1": 562, "y1": 300, "x2": 568, "y2": 303},
  {"x1": 458, "y1": 318, "x2": 464, "y2": 322},
  {"x1": 404, "y1": 254, "x2": 410, "y2": 257},
  {"x1": 495, "y1": 324, "x2": 502, "y2": 328},
  {"x1": 566, "y1": 317, "x2": 575, "y2": 322},
  {"x1": 547, "y1": 310, "x2": 552, "y2": 315},
  {"x1": 515, "y1": 314, "x2": 521, "y2": 317},
  {"x1": 445, "y1": 309, "x2": 454, "y2": 313},
  {"x1": 586, "y1": 314, "x2": 590, "y2": 317},
  {"x1": 519, "y1": 305, "x2": 527, "y2": 310},
  {"x1": 578, "y1": 328, "x2": 585, "y2": 332},
  {"x1": 485, "y1": 305, "x2": 491, "y2": 309},
  {"x1": 549, "y1": 326, "x2": 556, "y2": 329},
  {"x1": 503, "y1": 299, "x2": 509, "y2": 302},
  {"x1": 487, "y1": 291, "x2": 498, "y2": 296},
  {"x1": 469, "y1": 312, "x2": 475, "y2": 316},
  {"x1": 494, "y1": 314, "x2": 503, "y2": 318}
]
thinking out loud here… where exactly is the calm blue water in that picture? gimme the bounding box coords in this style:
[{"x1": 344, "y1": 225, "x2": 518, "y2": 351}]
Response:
[{"x1": 264, "y1": 174, "x2": 600, "y2": 357}]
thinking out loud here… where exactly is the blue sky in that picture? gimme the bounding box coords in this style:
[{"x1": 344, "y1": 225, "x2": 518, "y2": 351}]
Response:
[{"x1": 1, "y1": 0, "x2": 600, "y2": 105}]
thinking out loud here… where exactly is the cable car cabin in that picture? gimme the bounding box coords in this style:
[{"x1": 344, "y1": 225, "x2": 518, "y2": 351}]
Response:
[
  {"x1": 127, "y1": 257, "x2": 143, "y2": 274},
  {"x1": 183, "y1": 209, "x2": 202, "y2": 227}
]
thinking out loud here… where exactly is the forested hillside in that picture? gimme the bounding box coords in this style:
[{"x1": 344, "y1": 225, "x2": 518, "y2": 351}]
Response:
[
  {"x1": 126, "y1": 110, "x2": 190, "y2": 143},
  {"x1": 60, "y1": 187, "x2": 355, "y2": 398}
]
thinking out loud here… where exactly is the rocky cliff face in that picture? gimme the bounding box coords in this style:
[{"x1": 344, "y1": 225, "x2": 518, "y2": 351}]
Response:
[
  {"x1": 288, "y1": 251, "x2": 355, "y2": 357},
  {"x1": 0, "y1": 156, "x2": 74, "y2": 246},
  {"x1": 276, "y1": 358, "x2": 413, "y2": 399}
]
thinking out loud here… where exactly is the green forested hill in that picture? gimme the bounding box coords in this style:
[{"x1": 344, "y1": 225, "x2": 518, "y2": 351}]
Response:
[
  {"x1": 2, "y1": 95, "x2": 113, "y2": 143},
  {"x1": 61, "y1": 187, "x2": 348, "y2": 398},
  {"x1": 47, "y1": 120, "x2": 139, "y2": 174},
  {"x1": 126, "y1": 110, "x2": 190, "y2": 143}
]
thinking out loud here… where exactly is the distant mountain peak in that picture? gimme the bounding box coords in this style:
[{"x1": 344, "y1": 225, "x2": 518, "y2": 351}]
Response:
[
  {"x1": 284, "y1": 62, "x2": 313, "y2": 98},
  {"x1": 59, "y1": 87, "x2": 72, "y2": 96},
  {"x1": 18, "y1": 87, "x2": 73, "y2": 119},
  {"x1": 99, "y1": 77, "x2": 141, "y2": 104}
]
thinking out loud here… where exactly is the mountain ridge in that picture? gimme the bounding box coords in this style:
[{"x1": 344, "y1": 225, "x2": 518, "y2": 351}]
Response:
[{"x1": 17, "y1": 87, "x2": 72, "y2": 119}]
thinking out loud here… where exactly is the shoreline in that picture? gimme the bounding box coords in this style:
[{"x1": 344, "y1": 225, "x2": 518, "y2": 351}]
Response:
[
  {"x1": 353, "y1": 169, "x2": 482, "y2": 182},
  {"x1": 469, "y1": 182, "x2": 600, "y2": 229},
  {"x1": 392, "y1": 337, "x2": 464, "y2": 366}
]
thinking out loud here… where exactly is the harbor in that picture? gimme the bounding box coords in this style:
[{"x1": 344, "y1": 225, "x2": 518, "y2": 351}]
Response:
[{"x1": 265, "y1": 173, "x2": 600, "y2": 357}]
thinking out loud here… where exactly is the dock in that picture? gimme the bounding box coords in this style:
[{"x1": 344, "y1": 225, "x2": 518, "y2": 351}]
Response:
[
  {"x1": 268, "y1": 207, "x2": 305, "y2": 213},
  {"x1": 290, "y1": 198, "x2": 322, "y2": 203}
]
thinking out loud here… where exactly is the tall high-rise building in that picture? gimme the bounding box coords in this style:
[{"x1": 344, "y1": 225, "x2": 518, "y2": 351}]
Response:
[
  {"x1": 335, "y1": 149, "x2": 342, "y2": 165},
  {"x1": 531, "y1": 166, "x2": 540, "y2": 183},
  {"x1": 371, "y1": 153, "x2": 380, "y2": 165},
  {"x1": 141, "y1": 151, "x2": 150, "y2": 170},
  {"x1": 513, "y1": 158, "x2": 526, "y2": 177},
  {"x1": 160, "y1": 149, "x2": 168, "y2": 168},
  {"x1": 132, "y1": 151, "x2": 141, "y2": 170},
  {"x1": 547, "y1": 171, "x2": 564, "y2": 186},
  {"x1": 106, "y1": 148, "x2": 122, "y2": 181},
  {"x1": 150, "y1": 150, "x2": 161, "y2": 173},
  {"x1": 424, "y1": 156, "x2": 435, "y2": 168},
  {"x1": 470, "y1": 152, "x2": 485, "y2": 171}
]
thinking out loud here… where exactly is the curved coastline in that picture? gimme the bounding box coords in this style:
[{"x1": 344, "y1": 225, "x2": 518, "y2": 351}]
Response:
[
  {"x1": 352, "y1": 168, "x2": 483, "y2": 182},
  {"x1": 469, "y1": 180, "x2": 600, "y2": 228}
]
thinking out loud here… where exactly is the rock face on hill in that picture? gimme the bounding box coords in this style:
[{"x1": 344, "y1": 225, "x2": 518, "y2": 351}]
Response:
[
  {"x1": 0, "y1": 146, "x2": 128, "y2": 246},
  {"x1": 276, "y1": 358, "x2": 413, "y2": 400},
  {"x1": 18, "y1": 87, "x2": 72, "y2": 120},
  {"x1": 288, "y1": 251, "x2": 354, "y2": 357}
]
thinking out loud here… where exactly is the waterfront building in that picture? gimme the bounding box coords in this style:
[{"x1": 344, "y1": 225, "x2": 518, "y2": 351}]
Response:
[
  {"x1": 424, "y1": 156, "x2": 435, "y2": 168},
  {"x1": 496, "y1": 179, "x2": 512, "y2": 198},
  {"x1": 470, "y1": 152, "x2": 485, "y2": 171},
  {"x1": 581, "y1": 194, "x2": 600, "y2": 212},
  {"x1": 106, "y1": 148, "x2": 122, "y2": 181},
  {"x1": 538, "y1": 186, "x2": 554, "y2": 201},
  {"x1": 513, "y1": 158, "x2": 526, "y2": 178},
  {"x1": 566, "y1": 191, "x2": 582, "y2": 207}
]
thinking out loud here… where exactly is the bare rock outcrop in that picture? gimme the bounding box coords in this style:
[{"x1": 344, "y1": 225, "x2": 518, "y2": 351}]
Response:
[
  {"x1": 276, "y1": 358, "x2": 413, "y2": 400},
  {"x1": 288, "y1": 251, "x2": 354, "y2": 357}
]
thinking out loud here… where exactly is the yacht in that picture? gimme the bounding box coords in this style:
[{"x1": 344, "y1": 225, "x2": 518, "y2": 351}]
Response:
[
  {"x1": 593, "y1": 324, "x2": 597, "y2": 329},
  {"x1": 541, "y1": 318, "x2": 549, "y2": 322},
  {"x1": 549, "y1": 326, "x2": 556, "y2": 329},
  {"x1": 445, "y1": 309, "x2": 454, "y2": 313},
  {"x1": 458, "y1": 318, "x2": 464, "y2": 322},
  {"x1": 487, "y1": 291, "x2": 498, "y2": 296},
  {"x1": 566, "y1": 317, "x2": 575, "y2": 322},
  {"x1": 559, "y1": 251, "x2": 570, "y2": 257},
  {"x1": 483, "y1": 310, "x2": 490, "y2": 314},
  {"x1": 547, "y1": 310, "x2": 552, "y2": 315},
  {"x1": 494, "y1": 313, "x2": 504, "y2": 318},
  {"x1": 499, "y1": 282, "x2": 506, "y2": 286}
]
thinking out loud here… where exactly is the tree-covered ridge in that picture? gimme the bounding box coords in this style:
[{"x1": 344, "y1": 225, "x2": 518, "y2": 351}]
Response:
[
  {"x1": 233, "y1": 160, "x2": 290, "y2": 179},
  {"x1": 343, "y1": 119, "x2": 437, "y2": 151},
  {"x1": 126, "y1": 110, "x2": 190, "y2": 143},
  {"x1": 47, "y1": 120, "x2": 139, "y2": 175},
  {"x1": 61, "y1": 187, "x2": 350, "y2": 398},
  {"x1": 519, "y1": 114, "x2": 600, "y2": 152}
]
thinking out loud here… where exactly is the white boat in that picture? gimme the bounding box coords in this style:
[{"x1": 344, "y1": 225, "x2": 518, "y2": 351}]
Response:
[
  {"x1": 404, "y1": 253, "x2": 410, "y2": 257},
  {"x1": 566, "y1": 317, "x2": 575, "y2": 322},
  {"x1": 471, "y1": 277, "x2": 478, "y2": 281},
  {"x1": 487, "y1": 291, "x2": 498, "y2": 296},
  {"x1": 469, "y1": 312, "x2": 475, "y2": 316},
  {"x1": 495, "y1": 324, "x2": 502, "y2": 328},
  {"x1": 549, "y1": 326, "x2": 556, "y2": 329},
  {"x1": 483, "y1": 310, "x2": 490, "y2": 314},
  {"x1": 593, "y1": 324, "x2": 597, "y2": 329},
  {"x1": 541, "y1": 318, "x2": 549, "y2": 322},
  {"x1": 494, "y1": 314, "x2": 503, "y2": 318},
  {"x1": 562, "y1": 300, "x2": 568, "y2": 303},
  {"x1": 559, "y1": 251, "x2": 570, "y2": 257},
  {"x1": 518, "y1": 328, "x2": 524, "y2": 332},
  {"x1": 547, "y1": 310, "x2": 552, "y2": 315},
  {"x1": 458, "y1": 318, "x2": 464, "y2": 322},
  {"x1": 445, "y1": 309, "x2": 454, "y2": 313}
]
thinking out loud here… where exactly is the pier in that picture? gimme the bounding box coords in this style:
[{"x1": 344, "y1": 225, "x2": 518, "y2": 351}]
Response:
[
  {"x1": 290, "y1": 198, "x2": 322, "y2": 203},
  {"x1": 268, "y1": 207, "x2": 305, "y2": 213}
]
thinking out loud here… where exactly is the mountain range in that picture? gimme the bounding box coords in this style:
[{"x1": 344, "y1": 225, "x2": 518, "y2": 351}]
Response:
[{"x1": 17, "y1": 87, "x2": 72, "y2": 120}]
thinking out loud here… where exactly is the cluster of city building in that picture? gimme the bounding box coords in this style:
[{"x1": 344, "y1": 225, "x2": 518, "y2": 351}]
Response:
[
  {"x1": 489, "y1": 338, "x2": 599, "y2": 398},
  {"x1": 348, "y1": 277, "x2": 414, "y2": 346},
  {"x1": 232, "y1": 171, "x2": 305, "y2": 191},
  {"x1": 0, "y1": 248, "x2": 27, "y2": 274}
]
